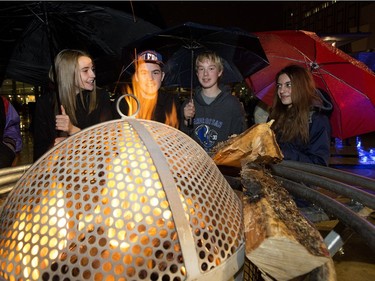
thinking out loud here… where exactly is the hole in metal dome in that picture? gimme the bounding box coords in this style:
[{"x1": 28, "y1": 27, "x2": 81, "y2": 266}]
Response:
[{"x1": 0, "y1": 119, "x2": 244, "y2": 281}]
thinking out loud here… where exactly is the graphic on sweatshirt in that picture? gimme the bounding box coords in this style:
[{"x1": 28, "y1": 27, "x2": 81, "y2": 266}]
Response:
[{"x1": 195, "y1": 124, "x2": 218, "y2": 150}]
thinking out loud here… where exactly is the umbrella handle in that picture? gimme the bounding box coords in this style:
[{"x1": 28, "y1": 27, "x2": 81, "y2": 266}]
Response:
[{"x1": 187, "y1": 50, "x2": 194, "y2": 127}]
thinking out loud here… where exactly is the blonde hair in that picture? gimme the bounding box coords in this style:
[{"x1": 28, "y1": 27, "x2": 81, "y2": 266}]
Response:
[
  {"x1": 195, "y1": 51, "x2": 224, "y2": 73},
  {"x1": 49, "y1": 49, "x2": 97, "y2": 125}
]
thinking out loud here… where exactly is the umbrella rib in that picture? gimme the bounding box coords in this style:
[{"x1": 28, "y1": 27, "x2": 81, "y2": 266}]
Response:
[
  {"x1": 182, "y1": 40, "x2": 202, "y2": 49},
  {"x1": 27, "y1": 3, "x2": 45, "y2": 24},
  {"x1": 270, "y1": 55, "x2": 308, "y2": 64},
  {"x1": 157, "y1": 34, "x2": 204, "y2": 49},
  {"x1": 285, "y1": 46, "x2": 321, "y2": 69},
  {"x1": 314, "y1": 68, "x2": 372, "y2": 101}
]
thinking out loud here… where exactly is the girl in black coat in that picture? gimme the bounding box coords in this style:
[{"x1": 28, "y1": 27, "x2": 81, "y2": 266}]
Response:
[{"x1": 33, "y1": 49, "x2": 113, "y2": 161}]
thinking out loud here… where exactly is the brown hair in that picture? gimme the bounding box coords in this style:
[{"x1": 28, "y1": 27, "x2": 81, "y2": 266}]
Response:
[{"x1": 269, "y1": 64, "x2": 322, "y2": 144}]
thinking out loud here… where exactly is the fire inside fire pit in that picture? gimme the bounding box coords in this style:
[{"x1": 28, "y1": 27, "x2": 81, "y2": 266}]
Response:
[{"x1": 0, "y1": 119, "x2": 244, "y2": 281}]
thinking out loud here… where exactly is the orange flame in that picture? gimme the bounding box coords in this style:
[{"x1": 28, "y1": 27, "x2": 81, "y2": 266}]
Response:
[
  {"x1": 122, "y1": 76, "x2": 179, "y2": 128},
  {"x1": 165, "y1": 102, "x2": 179, "y2": 128}
]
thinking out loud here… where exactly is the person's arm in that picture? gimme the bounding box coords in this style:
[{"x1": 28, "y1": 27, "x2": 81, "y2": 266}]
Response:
[
  {"x1": 0, "y1": 101, "x2": 22, "y2": 168},
  {"x1": 280, "y1": 113, "x2": 331, "y2": 166},
  {"x1": 3, "y1": 102, "x2": 22, "y2": 153}
]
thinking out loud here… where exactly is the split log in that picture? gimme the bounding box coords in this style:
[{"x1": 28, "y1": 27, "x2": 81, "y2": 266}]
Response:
[
  {"x1": 212, "y1": 120, "x2": 283, "y2": 168},
  {"x1": 242, "y1": 165, "x2": 336, "y2": 281}
]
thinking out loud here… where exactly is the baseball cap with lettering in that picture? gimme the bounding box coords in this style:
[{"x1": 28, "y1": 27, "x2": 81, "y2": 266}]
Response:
[{"x1": 137, "y1": 50, "x2": 164, "y2": 66}]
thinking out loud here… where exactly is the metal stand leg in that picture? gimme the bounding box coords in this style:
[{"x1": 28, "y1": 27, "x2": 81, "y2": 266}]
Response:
[{"x1": 324, "y1": 221, "x2": 354, "y2": 257}]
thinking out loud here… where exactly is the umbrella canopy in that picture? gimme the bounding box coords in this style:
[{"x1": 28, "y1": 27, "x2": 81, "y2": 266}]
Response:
[
  {"x1": 0, "y1": 2, "x2": 160, "y2": 87},
  {"x1": 122, "y1": 22, "x2": 269, "y2": 89},
  {"x1": 246, "y1": 30, "x2": 375, "y2": 140}
]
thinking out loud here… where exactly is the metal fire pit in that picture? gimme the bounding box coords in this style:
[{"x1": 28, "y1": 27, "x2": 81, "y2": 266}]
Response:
[{"x1": 0, "y1": 119, "x2": 244, "y2": 281}]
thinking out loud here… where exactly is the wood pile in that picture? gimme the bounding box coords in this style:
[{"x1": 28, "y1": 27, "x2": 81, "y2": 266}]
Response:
[
  {"x1": 212, "y1": 121, "x2": 336, "y2": 280},
  {"x1": 241, "y1": 164, "x2": 336, "y2": 280}
]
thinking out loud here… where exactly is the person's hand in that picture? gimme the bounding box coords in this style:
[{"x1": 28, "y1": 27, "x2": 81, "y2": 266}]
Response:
[
  {"x1": 55, "y1": 105, "x2": 72, "y2": 133},
  {"x1": 184, "y1": 100, "x2": 195, "y2": 120},
  {"x1": 55, "y1": 105, "x2": 80, "y2": 135},
  {"x1": 54, "y1": 137, "x2": 67, "y2": 146}
]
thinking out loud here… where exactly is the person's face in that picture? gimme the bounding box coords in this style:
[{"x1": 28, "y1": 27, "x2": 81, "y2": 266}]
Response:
[
  {"x1": 78, "y1": 56, "x2": 95, "y2": 91},
  {"x1": 196, "y1": 59, "x2": 222, "y2": 89},
  {"x1": 135, "y1": 62, "x2": 164, "y2": 99},
  {"x1": 276, "y1": 73, "x2": 293, "y2": 107}
]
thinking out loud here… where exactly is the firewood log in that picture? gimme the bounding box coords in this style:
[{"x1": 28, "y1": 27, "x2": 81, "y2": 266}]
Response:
[
  {"x1": 242, "y1": 165, "x2": 336, "y2": 281},
  {"x1": 212, "y1": 117, "x2": 336, "y2": 280},
  {"x1": 212, "y1": 120, "x2": 283, "y2": 168}
]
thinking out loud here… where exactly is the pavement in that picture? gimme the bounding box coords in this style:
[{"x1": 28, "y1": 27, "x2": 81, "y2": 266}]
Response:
[{"x1": 10, "y1": 115, "x2": 375, "y2": 280}]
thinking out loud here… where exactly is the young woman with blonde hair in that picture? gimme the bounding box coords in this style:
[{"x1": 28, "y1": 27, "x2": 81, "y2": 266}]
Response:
[{"x1": 33, "y1": 49, "x2": 113, "y2": 160}]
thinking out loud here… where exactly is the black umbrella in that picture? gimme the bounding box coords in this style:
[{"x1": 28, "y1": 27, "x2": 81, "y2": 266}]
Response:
[
  {"x1": 122, "y1": 22, "x2": 269, "y2": 94},
  {"x1": 0, "y1": 2, "x2": 161, "y2": 87}
]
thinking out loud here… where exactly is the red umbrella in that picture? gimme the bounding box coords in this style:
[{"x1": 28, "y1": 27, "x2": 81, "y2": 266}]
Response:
[{"x1": 246, "y1": 30, "x2": 375, "y2": 140}]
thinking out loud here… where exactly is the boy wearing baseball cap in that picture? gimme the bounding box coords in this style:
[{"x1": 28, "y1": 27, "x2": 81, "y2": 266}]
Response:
[{"x1": 118, "y1": 50, "x2": 180, "y2": 128}]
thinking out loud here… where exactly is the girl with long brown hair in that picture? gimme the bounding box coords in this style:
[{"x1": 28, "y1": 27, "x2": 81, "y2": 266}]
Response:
[{"x1": 269, "y1": 64, "x2": 332, "y2": 166}]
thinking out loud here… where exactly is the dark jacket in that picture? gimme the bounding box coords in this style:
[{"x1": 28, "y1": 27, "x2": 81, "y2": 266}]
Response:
[
  {"x1": 33, "y1": 88, "x2": 113, "y2": 161},
  {"x1": 180, "y1": 85, "x2": 246, "y2": 155},
  {"x1": 114, "y1": 90, "x2": 181, "y2": 125},
  {"x1": 276, "y1": 110, "x2": 331, "y2": 166},
  {"x1": 0, "y1": 97, "x2": 22, "y2": 168},
  {"x1": 273, "y1": 89, "x2": 333, "y2": 166}
]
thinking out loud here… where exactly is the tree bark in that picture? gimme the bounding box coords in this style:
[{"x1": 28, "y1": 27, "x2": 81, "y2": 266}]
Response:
[{"x1": 242, "y1": 165, "x2": 336, "y2": 281}]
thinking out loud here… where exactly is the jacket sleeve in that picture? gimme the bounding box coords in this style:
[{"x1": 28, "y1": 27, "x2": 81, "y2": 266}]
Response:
[
  {"x1": 3, "y1": 101, "x2": 22, "y2": 153},
  {"x1": 280, "y1": 113, "x2": 331, "y2": 166},
  {"x1": 98, "y1": 88, "x2": 114, "y2": 122},
  {"x1": 230, "y1": 97, "x2": 247, "y2": 135},
  {"x1": 33, "y1": 95, "x2": 56, "y2": 161}
]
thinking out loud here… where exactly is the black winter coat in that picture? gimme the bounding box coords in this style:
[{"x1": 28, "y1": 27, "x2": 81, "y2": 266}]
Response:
[{"x1": 33, "y1": 88, "x2": 113, "y2": 161}]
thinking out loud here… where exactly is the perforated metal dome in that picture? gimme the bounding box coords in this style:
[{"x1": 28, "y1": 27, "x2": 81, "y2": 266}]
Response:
[{"x1": 0, "y1": 119, "x2": 244, "y2": 281}]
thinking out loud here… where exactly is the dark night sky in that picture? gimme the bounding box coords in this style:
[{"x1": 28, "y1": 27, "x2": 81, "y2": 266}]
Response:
[{"x1": 101, "y1": 1, "x2": 285, "y2": 32}]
